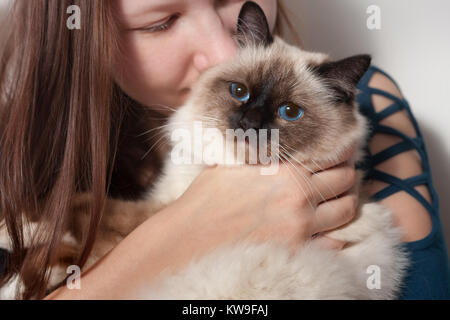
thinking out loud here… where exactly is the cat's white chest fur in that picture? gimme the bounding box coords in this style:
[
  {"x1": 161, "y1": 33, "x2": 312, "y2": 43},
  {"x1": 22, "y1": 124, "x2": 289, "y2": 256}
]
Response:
[{"x1": 145, "y1": 101, "x2": 240, "y2": 207}]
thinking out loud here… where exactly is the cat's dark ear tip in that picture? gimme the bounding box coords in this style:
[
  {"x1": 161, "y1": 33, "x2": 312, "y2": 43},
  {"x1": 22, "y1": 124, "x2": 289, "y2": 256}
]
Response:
[
  {"x1": 348, "y1": 54, "x2": 372, "y2": 78},
  {"x1": 363, "y1": 54, "x2": 372, "y2": 62},
  {"x1": 237, "y1": 1, "x2": 273, "y2": 47},
  {"x1": 238, "y1": 1, "x2": 267, "y2": 24},
  {"x1": 356, "y1": 54, "x2": 372, "y2": 69},
  {"x1": 241, "y1": 1, "x2": 264, "y2": 12}
]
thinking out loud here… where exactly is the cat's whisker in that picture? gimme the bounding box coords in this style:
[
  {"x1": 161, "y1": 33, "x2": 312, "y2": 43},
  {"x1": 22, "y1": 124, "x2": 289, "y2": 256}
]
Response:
[
  {"x1": 144, "y1": 115, "x2": 170, "y2": 122},
  {"x1": 195, "y1": 115, "x2": 221, "y2": 123},
  {"x1": 145, "y1": 130, "x2": 169, "y2": 143},
  {"x1": 281, "y1": 146, "x2": 335, "y2": 214},
  {"x1": 279, "y1": 150, "x2": 337, "y2": 213},
  {"x1": 278, "y1": 155, "x2": 316, "y2": 212},
  {"x1": 142, "y1": 118, "x2": 224, "y2": 153},
  {"x1": 147, "y1": 103, "x2": 221, "y2": 125},
  {"x1": 138, "y1": 118, "x2": 220, "y2": 140},
  {"x1": 147, "y1": 103, "x2": 177, "y2": 113},
  {"x1": 282, "y1": 145, "x2": 317, "y2": 172},
  {"x1": 280, "y1": 145, "x2": 319, "y2": 176},
  {"x1": 309, "y1": 158, "x2": 339, "y2": 200},
  {"x1": 310, "y1": 159, "x2": 325, "y2": 172},
  {"x1": 137, "y1": 123, "x2": 174, "y2": 137},
  {"x1": 141, "y1": 135, "x2": 169, "y2": 160},
  {"x1": 279, "y1": 152, "x2": 323, "y2": 205},
  {"x1": 281, "y1": 144, "x2": 338, "y2": 200}
]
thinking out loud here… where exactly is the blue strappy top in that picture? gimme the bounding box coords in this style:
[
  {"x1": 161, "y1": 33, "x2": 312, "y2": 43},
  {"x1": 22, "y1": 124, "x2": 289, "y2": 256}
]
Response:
[
  {"x1": 0, "y1": 65, "x2": 449, "y2": 299},
  {"x1": 357, "y1": 65, "x2": 450, "y2": 299}
]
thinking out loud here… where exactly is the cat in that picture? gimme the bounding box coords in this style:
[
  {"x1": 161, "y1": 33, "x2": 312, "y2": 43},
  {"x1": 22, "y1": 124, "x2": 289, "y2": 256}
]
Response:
[
  {"x1": 0, "y1": 1, "x2": 408, "y2": 300},
  {"x1": 130, "y1": 2, "x2": 409, "y2": 299}
]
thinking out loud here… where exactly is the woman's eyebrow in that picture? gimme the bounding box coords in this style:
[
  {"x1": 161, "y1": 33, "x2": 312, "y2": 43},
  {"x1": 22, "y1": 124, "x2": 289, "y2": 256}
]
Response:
[{"x1": 125, "y1": 0, "x2": 181, "y2": 18}]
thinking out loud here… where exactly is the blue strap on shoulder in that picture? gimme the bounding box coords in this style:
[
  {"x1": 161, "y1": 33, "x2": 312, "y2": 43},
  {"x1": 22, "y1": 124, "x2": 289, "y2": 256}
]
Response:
[
  {"x1": 357, "y1": 66, "x2": 450, "y2": 300},
  {"x1": 356, "y1": 65, "x2": 439, "y2": 217}
]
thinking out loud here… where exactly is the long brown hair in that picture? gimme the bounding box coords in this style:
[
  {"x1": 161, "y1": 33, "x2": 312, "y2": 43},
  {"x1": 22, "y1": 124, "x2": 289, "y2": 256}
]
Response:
[
  {"x1": 0, "y1": 0, "x2": 123, "y2": 299},
  {"x1": 0, "y1": 0, "x2": 301, "y2": 299}
]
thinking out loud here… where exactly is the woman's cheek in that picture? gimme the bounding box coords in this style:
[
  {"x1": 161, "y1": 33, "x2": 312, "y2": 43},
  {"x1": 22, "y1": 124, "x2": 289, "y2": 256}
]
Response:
[
  {"x1": 114, "y1": 45, "x2": 187, "y2": 108},
  {"x1": 118, "y1": 37, "x2": 179, "y2": 96}
]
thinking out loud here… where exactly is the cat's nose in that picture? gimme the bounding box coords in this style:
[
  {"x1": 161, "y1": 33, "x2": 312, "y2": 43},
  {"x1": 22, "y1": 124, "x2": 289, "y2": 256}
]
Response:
[{"x1": 239, "y1": 109, "x2": 263, "y2": 131}]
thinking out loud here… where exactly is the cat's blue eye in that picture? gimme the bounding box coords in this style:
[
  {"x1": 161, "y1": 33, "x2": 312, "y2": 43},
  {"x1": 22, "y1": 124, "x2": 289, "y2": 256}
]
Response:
[
  {"x1": 230, "y1": 82, "x2": 250, "y2": 102},
  {"x1": 278, "y1": 103, "x2": 304, "y2": 121}
]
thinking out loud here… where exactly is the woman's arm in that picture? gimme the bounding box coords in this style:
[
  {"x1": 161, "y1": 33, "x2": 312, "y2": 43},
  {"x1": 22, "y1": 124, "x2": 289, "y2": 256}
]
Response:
[
  {"x1": 362, "y1": 71, "x2": 432, "y2": 242},
  {"x1": 44, "y1": 201, "x2": 197, "y2": 299}
]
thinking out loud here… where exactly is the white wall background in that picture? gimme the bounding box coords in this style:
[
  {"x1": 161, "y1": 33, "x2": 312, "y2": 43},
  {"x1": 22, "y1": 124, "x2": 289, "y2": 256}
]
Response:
[
  {"x1": 0, "y1": 0, "x2": 7, "y2": 15},
  {"x1": 283, "y1": 0, "x2": 450, "y2": 251},
  {"x1": 0, "y1": 0, "x2": 449, "y2": 250}
]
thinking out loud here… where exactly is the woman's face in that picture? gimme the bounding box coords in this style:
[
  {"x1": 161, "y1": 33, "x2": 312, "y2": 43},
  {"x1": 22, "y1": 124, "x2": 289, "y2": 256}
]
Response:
[{"x1": 114, "y1": 0, "x2": 277, "y2": 112}]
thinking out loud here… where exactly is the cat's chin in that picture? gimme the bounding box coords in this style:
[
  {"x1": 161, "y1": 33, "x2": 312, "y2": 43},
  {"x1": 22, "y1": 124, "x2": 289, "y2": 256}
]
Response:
[{"x1": 287, "y1": 146, "x2": 365, "y2": 174}]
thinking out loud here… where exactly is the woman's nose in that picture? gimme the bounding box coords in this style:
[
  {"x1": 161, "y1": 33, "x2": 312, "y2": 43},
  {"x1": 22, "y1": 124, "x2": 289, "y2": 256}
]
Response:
[{"x1": 192, "y1": 13, "x2": 238, "y2": 73}]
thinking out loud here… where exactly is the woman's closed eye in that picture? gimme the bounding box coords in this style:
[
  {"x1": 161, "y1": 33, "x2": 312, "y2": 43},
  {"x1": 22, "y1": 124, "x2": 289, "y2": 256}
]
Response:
[{"x1": 140, "y1": 14, "x2": 180, "y2": 33}]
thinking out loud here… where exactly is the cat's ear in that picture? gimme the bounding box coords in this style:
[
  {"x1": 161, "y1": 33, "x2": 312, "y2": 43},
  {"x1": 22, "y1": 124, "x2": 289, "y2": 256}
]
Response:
[
  {"x1": 312, "y1": 54, "x2": 372, "y2": 103},
  {"x1": 237, "y1": 1, "x2": 274, "y2": 48}
]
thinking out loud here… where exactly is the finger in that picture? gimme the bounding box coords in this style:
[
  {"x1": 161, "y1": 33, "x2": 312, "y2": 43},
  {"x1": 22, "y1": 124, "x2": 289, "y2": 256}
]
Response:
[
  {"x1": 312, "y1": 194, "x2": 357, "y2": 233},
  {"x1": 309, "y1": 163, "x2": 357, "y2": 202},
  {"x1": 311, "y1": 235, "x2": 347, "y2": 250}
]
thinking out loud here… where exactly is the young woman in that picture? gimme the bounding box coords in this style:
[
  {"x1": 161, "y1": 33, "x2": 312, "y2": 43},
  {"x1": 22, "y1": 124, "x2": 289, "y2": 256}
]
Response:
[{"x1": 0, "y1": 0, "x2": 448, "y2": 300}]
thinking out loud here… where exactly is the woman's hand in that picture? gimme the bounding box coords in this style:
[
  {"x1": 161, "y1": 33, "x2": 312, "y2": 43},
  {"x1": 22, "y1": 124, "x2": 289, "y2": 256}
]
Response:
[{"x1": 175, "y1": 155, "x2": 358, "y2": 255}]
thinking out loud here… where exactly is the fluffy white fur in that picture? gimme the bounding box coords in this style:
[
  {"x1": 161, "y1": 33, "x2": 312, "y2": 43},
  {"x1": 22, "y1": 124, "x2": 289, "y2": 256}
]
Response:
[{"x1": 142, "y1": 202, "x2": 408, "y2": 299}]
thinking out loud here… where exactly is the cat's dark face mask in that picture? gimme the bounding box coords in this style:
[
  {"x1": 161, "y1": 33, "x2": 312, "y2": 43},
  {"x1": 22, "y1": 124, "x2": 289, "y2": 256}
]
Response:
[{"x1": 179, "y1": 1, "x2": 371, "y2": 165}]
